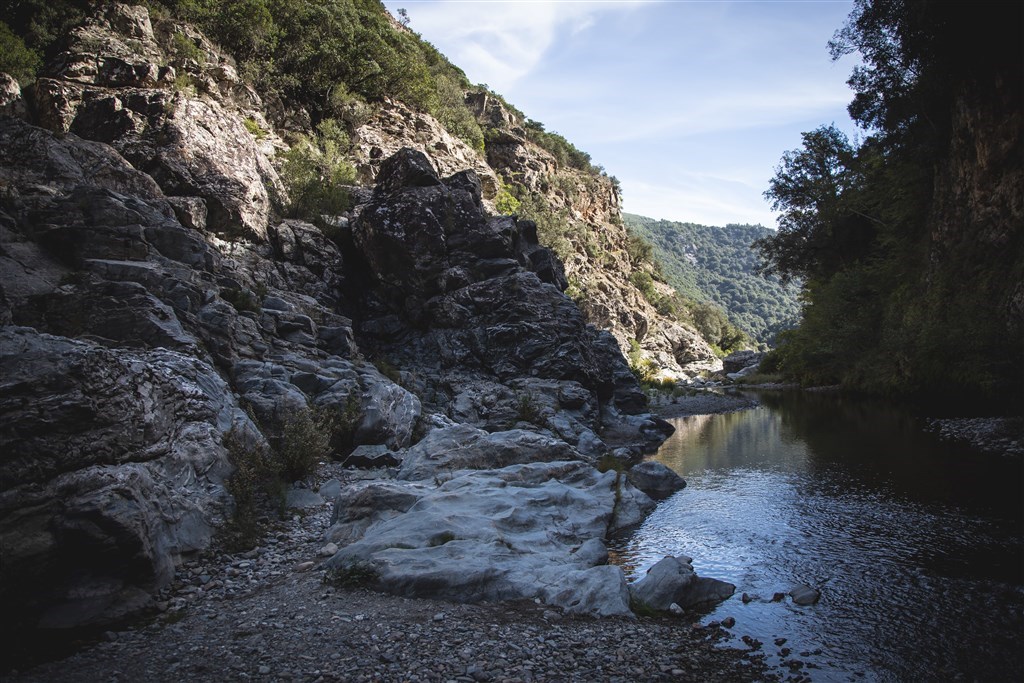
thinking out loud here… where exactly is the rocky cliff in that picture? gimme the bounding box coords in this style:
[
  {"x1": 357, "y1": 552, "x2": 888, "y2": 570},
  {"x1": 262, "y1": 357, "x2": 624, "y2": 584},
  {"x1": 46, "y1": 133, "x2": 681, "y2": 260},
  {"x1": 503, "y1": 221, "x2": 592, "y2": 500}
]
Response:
[{"x1": 0, "y1": 4, "x2": 696, "y2": 635}]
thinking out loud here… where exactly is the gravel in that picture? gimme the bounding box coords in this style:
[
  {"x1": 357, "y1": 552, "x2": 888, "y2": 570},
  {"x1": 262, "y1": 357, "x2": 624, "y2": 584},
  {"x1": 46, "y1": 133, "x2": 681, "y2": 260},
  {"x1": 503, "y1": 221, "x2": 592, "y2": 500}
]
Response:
[{"x1": 4, "y1": 465, "x2": 772, "y2": 683}]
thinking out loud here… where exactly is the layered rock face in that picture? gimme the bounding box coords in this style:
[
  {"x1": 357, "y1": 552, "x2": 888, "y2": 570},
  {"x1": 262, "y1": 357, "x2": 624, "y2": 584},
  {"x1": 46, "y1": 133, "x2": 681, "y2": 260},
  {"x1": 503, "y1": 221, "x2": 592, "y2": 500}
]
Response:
[
  {"x1": 466, "y1": 92, "x2": 721, "y2": 379},
  {"x1": 0, "y1": 3, "x2": 693, "y2": 633}
]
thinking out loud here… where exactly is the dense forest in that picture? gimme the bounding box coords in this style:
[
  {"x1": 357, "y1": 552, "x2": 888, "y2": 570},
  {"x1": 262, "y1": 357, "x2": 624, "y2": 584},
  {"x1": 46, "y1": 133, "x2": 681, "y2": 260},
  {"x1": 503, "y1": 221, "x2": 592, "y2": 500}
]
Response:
[
  {"x1": 624, "y1": 214, "x2": 801, "y2": 346},
  {"x1": 755, "y1": 0, "x2": 1022, "y2": 405}
]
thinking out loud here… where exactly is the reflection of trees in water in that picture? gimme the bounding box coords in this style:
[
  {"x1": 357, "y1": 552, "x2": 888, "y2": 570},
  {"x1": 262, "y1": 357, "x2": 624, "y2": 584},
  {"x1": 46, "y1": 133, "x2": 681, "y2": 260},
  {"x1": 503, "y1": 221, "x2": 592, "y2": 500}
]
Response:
[{"x1": 657, "y1": 408, "x2": 791, "y2": 475}]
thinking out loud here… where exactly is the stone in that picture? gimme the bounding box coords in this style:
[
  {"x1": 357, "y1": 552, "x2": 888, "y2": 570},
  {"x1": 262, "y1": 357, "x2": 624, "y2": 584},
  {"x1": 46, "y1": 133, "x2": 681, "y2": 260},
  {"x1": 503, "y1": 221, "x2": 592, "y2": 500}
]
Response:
[
  {"x1": 326, "y1": 461, "x2": 637, "y2": 617},
  {"x1": 721, "y1": 617, "x2": 736, "y2": 628},
  {"x1": 626, "y1": 461, "x2": 686, "y2": 499},
  {"x1": 343, "y1": 444, "x2": 401, "y2": 469},
  {"x1": 317, "y1": 479, "x2": 343, "y2": 502},
  {"x1": 353, "y1": 377, "x2": 421, "y2": 450},
  {"x1": 789, "y1": 585, "x2": 820, "y2": 605},
  {"x1": 0, "y1": 72, "x2": 27, "y2": 119},
  {"x1": 285, "y1": 489, "x2": 324, "y2": 509},
  {"x1": 318, "y1": 543, "x2": 339, "y2": 558},
  {"x1": 628, "y1": 556, "x2": 734, "y2": 612},
  {"x1": 396, "y1": 425, "x2": 577, "y2": 481}
]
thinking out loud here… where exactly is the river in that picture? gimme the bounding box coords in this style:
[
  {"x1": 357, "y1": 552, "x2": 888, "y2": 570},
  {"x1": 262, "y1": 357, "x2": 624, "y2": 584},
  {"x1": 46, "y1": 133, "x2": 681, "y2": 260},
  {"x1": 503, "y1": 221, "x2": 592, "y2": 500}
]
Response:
[{"x1": 612, "y1": 391, "x2": 1023, "y2": 681}]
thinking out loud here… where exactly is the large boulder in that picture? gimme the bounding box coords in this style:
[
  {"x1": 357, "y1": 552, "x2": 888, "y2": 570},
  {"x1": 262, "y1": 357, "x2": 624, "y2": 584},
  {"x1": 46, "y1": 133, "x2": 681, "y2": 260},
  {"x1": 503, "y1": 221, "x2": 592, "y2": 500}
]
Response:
[
  {"x1": 326, "y1": 461, "x2": 635, "y2": 616},
  {"x1": 0, "y1": 326, "x2": 242, "y2": 630}
]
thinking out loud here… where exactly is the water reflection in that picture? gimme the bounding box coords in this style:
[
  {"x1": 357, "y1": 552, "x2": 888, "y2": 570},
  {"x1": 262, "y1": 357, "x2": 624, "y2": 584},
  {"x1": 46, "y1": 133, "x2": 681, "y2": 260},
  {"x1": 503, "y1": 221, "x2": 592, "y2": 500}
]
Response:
[{"x1": 613, "y1": 392, "x2": 1024, "y2": 681}]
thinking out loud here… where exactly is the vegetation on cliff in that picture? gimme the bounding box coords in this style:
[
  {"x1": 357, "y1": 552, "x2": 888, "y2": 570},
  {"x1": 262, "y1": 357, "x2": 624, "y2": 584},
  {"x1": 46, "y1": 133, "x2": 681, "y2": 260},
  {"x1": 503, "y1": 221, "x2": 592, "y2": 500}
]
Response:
[
  {"x1": 755, "y1": 0, "x2": 1023, "y2": 404},
  {"x1": 624, "y1": 214, "x2": 801, "y2": 346}
]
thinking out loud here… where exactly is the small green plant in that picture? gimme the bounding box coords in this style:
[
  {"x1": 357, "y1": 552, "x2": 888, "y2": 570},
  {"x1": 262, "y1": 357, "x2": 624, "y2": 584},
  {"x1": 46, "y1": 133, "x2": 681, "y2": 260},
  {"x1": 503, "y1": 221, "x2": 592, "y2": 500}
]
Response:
[
  {"x1": 324, "y1": 561, "x2": 380, "y2": 588},
  {"x1": 221, "y1": 425, "x2": 276, "y2": 550},
  {"x1": 170, "y1": 31, "x2": 205, "y2": 64},
  {"x1": 172, "y1": 72, "x2": 197, "y2": 95},
  {"x1": 494, "y1": 186, "x2": 521, "y2": 215},
  {"x1": 596, "y1": 453, "x2": 626, "y2": 474},
  {"x1": 373, "y1": 358, "x2": 401, "y2": 384},
  {"x1": 515, "y1": 392, "x2": 541, "y2": 425},
  {"x1": 220, "y1": 286, "x2": 261, "y2": 313},
  {"x1": 0, "y1": 22, "x2": 42, "y2": 83},
  {"x1": 243, "y1": 117, "x2": 267, "y2": 140},
  {"x1": 277, "y1": 406, "x2": 334, "y2": 481}
]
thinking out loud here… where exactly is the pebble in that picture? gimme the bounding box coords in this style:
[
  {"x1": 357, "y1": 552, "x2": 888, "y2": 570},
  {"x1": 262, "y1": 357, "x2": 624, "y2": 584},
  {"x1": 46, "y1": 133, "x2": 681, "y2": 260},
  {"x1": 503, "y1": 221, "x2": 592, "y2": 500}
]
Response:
[{"x1": 721, "y1": 617, "x2": 736, "y2": 628}]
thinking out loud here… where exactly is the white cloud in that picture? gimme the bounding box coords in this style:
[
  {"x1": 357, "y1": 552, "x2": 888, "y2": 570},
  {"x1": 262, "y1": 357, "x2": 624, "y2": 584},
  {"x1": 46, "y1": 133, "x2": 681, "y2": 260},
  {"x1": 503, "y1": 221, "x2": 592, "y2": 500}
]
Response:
[{"x1": 386, "y1": 1, "x2": 639, "y2": 92}]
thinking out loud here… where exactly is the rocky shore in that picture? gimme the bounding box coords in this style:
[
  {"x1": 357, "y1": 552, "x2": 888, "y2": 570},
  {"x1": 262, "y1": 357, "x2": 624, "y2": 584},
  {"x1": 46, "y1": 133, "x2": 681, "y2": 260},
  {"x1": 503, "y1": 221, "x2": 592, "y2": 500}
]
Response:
[
  {"x1": 5, "y1": 463, "x2": 770, "y2": 683},
  {"x1": 925, "y1": 416, "x2": 1024, "y2": 457}
]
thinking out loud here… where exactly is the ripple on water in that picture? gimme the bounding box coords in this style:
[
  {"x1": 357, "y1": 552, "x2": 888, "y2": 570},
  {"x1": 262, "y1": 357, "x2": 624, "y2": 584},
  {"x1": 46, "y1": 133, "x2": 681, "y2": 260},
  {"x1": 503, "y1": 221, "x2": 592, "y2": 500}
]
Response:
[{"x1": 612, "y1": 393, "x2": 1024, "y2": 682}]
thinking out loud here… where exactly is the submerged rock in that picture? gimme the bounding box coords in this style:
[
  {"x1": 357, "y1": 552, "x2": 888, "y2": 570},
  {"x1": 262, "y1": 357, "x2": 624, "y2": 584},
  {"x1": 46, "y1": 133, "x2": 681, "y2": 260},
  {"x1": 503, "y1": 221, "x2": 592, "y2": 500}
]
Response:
[{"x1": 789, "y1": 584, "x2": 821, "y2": 606}]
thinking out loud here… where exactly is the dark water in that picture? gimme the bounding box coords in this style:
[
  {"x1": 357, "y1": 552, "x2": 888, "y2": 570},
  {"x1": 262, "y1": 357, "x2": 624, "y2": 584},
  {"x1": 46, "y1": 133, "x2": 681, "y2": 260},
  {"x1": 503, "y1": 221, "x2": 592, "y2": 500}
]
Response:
[{"x1": 612, "y1": 391, "x2": 1024, "y2": 682}]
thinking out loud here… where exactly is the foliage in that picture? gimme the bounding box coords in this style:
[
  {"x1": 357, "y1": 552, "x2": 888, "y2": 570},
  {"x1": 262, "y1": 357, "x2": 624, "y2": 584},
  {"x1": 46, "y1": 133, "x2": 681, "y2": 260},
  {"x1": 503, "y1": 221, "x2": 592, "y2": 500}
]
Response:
[
  {"x1": 494, "y1": 186, "x2": 520, "y2": 215},
  {"x1": 0, "y1": 0, "x2": 89, "y2": 68},
  {"x1": 624, "y1": 213, "x2": 801, "y2": 346},
  {"x1": 753, "y1": 0, "x2": 1023, "y2": 404},
  {"x1": 507, "y1": 183, "x2": 572, "y2": 261},
  {"x1": 243, "y1": 116, "x2": 266, "y2": 139},
  {"x1": 170, "y1": 30, "x2": 205, "y2": 64},
  {"x1": 277, "y1": 406, "x2": 334, "y2": 481},
  {"x1": 279, "y1": 118, "x2": 355, "y2": 220},
  {"x1": 0, "y1": 21, "x2": 41, "y2": 83},
  {"x1": 515, "y1": 392, "x2": 541, "y2": 425},
  {"x1": 221, "y1": 425, "x2": 276, "y2": 548}
]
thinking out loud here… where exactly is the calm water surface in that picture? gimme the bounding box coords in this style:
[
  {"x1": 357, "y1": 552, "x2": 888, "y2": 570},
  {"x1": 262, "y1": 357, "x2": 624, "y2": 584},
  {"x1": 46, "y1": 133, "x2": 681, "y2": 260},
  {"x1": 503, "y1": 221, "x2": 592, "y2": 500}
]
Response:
[{"x1": 612, "y1": 391, "x2": 1023, "y2": 682}]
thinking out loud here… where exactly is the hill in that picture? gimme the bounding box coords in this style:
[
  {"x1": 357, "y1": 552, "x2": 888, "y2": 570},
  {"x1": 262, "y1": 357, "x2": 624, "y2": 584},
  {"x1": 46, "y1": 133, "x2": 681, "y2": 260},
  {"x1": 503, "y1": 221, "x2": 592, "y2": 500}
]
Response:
[{"x1": 623, "y1": 214, "x2": 801, "y2": 346}]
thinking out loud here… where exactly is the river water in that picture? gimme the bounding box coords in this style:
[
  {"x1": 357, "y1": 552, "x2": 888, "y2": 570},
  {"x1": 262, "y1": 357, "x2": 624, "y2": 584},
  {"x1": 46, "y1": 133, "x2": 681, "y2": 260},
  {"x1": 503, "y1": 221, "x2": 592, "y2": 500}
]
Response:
[{"x1": 611, "y1": 391, "x2": 1024, "y2": 681}]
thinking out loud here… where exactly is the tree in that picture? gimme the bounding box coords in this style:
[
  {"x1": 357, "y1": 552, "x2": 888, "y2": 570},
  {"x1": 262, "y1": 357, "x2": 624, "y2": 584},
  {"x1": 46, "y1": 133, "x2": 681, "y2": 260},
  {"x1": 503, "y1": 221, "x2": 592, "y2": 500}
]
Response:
[{"x1": 755, "y1": 125, "x2": 875, "y2": 283}]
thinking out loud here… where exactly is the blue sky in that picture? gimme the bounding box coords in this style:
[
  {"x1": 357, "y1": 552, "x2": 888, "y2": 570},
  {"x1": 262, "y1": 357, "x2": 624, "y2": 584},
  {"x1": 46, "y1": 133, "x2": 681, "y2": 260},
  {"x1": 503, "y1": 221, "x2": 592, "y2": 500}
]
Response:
[{"x1": 382, "y1": 0, "x2": 860, "y2": 229}]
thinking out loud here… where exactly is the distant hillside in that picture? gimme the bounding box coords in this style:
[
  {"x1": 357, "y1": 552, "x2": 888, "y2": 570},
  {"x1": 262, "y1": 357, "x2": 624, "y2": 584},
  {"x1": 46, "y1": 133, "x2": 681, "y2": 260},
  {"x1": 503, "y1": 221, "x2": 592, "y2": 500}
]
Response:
[{"x1": 623, "y1": 214, "x2": 800, "y2": 345}]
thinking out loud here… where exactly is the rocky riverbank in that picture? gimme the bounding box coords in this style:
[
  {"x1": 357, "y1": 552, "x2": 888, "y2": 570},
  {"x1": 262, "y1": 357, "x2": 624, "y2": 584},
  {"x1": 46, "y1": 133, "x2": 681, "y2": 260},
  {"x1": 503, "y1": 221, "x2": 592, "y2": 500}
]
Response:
[
  {"x1": 5, "y1": 462, "x2": 771, "y2": 683},
  {"x1": 647, "y1": 391, "x2": 760, "y2": 420},
  {"x1": 925, "y1": 416, "x2": 1024, "y2": 457}
]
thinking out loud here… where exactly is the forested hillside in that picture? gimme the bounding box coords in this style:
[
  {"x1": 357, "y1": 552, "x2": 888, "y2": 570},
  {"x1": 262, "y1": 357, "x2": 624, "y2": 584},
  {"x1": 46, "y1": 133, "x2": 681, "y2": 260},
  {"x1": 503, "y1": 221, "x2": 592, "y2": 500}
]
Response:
[
  {"x1": 755, "y1": 0, "x2": 1022, "y2": 405},
  {"x1": 624, "y1": 214, "x2": 800, "y2": 346}
]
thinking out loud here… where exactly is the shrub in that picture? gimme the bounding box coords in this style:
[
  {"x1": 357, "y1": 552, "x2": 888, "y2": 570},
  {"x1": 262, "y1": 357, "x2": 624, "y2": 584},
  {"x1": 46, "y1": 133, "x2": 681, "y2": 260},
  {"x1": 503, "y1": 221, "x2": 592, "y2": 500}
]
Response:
[
  {"x1": 170, "y1": 30, "x2": 205, "y2": 64},
  {"x1": 515, "y1": 392, "x2": 541, "y2": 425},
  {"x1": 279, "y1": 119, "x2": 355, "y2": 221},
  {"x1": 221, "y1": 425, "x2": 276, "y2": 548},
  {"x1": 494, "y1": 187, "x2": 520, "y2": 215},
  {"x1": 243, "y1": 116, "x2": 266, "y2": 140},
  {"x1": 277, "y1": 406, "x2": 334, "y2": 481},
  {"x1": 0, "y1": 22, "x2": 41, "y2": 83}
]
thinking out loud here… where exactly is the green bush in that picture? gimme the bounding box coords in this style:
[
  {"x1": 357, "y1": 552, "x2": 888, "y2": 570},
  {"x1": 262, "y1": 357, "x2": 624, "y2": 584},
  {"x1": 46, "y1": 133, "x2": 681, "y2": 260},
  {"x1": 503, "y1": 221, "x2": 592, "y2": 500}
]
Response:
[
  {"x1": 0, "y1": 22, "x2": 42, "y2": 83},
  {"x1": 279, "y1": 118, "x2": 355, "y2": 221},
  {"x1": 221, "y1": 425, "x2": 276, "y2": 548},
  {"x1": 494, "y1": 187, "x2": 520, "y2": 215},
  {"x1": 277, "y1": 405, "x2": 334, "y2": 481}
]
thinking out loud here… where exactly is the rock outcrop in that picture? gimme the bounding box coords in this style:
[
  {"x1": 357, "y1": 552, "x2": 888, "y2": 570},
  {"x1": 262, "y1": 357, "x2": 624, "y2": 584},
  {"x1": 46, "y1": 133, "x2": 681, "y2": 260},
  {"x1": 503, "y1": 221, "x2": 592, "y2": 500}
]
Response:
[{"x1": 0, "y1": 3, "x2": 716, "y2": 634}]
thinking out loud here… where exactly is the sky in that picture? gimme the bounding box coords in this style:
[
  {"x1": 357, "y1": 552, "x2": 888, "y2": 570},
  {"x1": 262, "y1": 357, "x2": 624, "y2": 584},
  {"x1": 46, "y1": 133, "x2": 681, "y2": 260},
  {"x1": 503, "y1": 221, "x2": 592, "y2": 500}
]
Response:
[{"x1": 381, "y1": 0, "x2": 861, "y2": 229}]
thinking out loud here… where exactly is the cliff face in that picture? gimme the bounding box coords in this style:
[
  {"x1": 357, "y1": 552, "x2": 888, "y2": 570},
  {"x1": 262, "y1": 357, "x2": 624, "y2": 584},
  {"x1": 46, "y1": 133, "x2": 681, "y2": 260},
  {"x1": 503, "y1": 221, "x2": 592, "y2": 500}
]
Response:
[
  {"x1": 467, "y1": 92, "x2": 720, "y2": 378},
  {"x1": 0, "y1": 4, "x2": 686, "y2": 633}
]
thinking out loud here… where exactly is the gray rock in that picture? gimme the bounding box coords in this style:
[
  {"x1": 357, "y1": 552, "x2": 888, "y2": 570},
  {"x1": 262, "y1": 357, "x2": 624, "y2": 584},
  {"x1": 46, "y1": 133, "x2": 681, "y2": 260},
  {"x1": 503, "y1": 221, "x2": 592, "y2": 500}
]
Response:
[
  {"x1": 789, "y1": 584, "x2": 820, "y2": 605},
  {"x1": 354, "y1": 377, "x2": 421, "y2": 450},
  {"x1": 326, "y1": 461, "x2": 635, "y2": 616},
  {"x1": 629, "y1": 556, "x2": 735, "y2": 612},
  {"x1": 0, "y1": 326, "x2": 241, "y2": 629},
  {"x1": 626, "y1": 461, "x2": 686, "y2": 499},
  {"x1": 285, "y1": 488, "x2": 325, "y2": 509},
  {"x1": 0, "y1": 72, "x2": 27, "y2": 119},
  {"x1": 317, "y1": 478, "x2": 343, "y2": 502},
  {"x1": 344, "y1": 444, "x2": 401, "y2": 469},
  {"x1": 396, "y1": 425, "x2": 577, "y2": 481}
]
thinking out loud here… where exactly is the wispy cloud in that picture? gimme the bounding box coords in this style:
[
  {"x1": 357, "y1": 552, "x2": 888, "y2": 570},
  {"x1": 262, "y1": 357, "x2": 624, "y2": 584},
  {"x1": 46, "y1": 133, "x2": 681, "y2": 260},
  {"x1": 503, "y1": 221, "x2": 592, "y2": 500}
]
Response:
[
  {"x1": 390, "y1": 1, "x2": 641, "y2": 92},
  {"x1": 623, "y1": 174, "x2": 777, "y2": 228}
]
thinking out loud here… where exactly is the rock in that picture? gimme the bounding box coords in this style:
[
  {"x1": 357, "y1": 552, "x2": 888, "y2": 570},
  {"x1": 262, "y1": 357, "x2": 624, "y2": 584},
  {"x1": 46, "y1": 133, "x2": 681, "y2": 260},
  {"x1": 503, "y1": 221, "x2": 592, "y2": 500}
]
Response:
[
  {"x1": 318, "y1": 543, "x2": 339, "y2": 558},
  {"x1": 396, "y1": 425, "x2": 577, "y2": 481},
  {"x1": 317, "y1": 479, "x2": 343, "y2": 501},
  {"x1": 789, "y1": 585, "x2": 820, "y2": 606},
  {"x1": 669, "y1": 603, "x2": 684, "y2": 616},
  {"x1": 722, "y1": 350, "x2": 763, "y2": 374},
  {"x1": 626, "y1": 461, "x2": 686, "y2": 499},
  {"x1": 324, "y1": 480, "x2": 425, "y2": 546},
  {"x1": 326, "y1": 461, "x2": 635, "y2": 617},
  {"x1": 343, "y1": 444, "x2": 401, "y2": 469},
  {"x1": 0, "y1": 72, "x2": 27, "y2": 119},
  {"x1": 0, "y1": 326, "x2": 241, "y2": 630},
  {"x1": 721, "y1": 617, "x2": 736, "y2": 628},
  {"x1": 353, "y1": 378, "x2": 421, "y2": 450},
  {"x1": 628, "y1": 556, "x2": 735, "y2": 612},
  {"x1": 285, "y1": 489, "x2": 324, "y2": 509}
]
